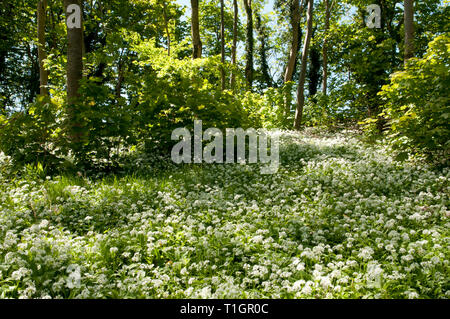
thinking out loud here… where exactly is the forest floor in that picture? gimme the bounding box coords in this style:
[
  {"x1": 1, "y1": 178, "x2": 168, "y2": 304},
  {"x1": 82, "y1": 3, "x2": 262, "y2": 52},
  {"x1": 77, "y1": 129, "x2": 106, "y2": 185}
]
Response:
[{"x1": 0, "y1": 128, "x2": 448, "y2": 298}]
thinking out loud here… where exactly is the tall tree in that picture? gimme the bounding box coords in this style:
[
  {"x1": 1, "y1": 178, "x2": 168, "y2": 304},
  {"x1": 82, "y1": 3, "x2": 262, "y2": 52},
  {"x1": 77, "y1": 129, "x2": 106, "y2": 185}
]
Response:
[
  {"x1": 64, "y1": 0, "x2": 84, "y2": 144},
  {"x1": 230, "y1": 0, "x2": 238, "y2": 88},
  {"x1": 256, "y1": 14, "x2": 273, "y2": 88},
  {"x1": 322, "y1": 0, "x2": 332, "y2": 95},
  {"x1": 220, "y1": 0, "x2": 225, "y2": 90},
  {"x1": 404, "y1": 0, "x2": 414, "y2": 63},
  {"x1": 191, "y1": 0, "x2": 202, "y2": 58},
  {"x1": 308, "y1": 39, "x2": 320, "y2": 97},
  {"x1": 37, "y1": 0, "x2": 48, "y2": 96},
  {"x1": 293, "y1": 0, "x2": 313, "y2": 130},
  {"x1": 284, "y1": 0, "x2": 303, "y2": 83},
  {"x1": 162, "y1": 0, "x2": 171, "y2": 56},
  {"x1": 243, "y1": 0, "x2": 254, "y2": 88}
]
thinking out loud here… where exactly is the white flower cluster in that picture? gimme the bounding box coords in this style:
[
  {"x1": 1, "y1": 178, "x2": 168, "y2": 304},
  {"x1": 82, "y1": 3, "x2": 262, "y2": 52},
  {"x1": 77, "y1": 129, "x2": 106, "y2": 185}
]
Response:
[{"x1": 0, "y1": 130, "x2": 448, "y2": 298}]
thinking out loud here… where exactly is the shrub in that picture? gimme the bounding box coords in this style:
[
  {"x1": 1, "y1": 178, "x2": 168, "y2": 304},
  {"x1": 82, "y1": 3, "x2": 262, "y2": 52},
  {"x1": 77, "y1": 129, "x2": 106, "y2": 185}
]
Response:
[
  {"x1": 379, "y1": 34, "x2": 450, "y2": 163},
  {"x1": 0, "y1": 96, "x2": 63, "y2": 170}
]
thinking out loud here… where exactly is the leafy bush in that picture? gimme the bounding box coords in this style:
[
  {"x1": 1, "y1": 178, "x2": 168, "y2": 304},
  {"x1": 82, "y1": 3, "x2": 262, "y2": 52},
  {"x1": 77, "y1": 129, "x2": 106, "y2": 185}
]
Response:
[
  {"x1": 0, "y1": 96, "x2": 63, "y2": 170},
  {"x1": 128, "y1": 41, "x2": 259, "y2": 152},
  {"x1": 0, "y1": 41, "x2": 259, "y2": 171},
  {"x1": 380, "y1": 34, "x2": 450, "y2": 163}
]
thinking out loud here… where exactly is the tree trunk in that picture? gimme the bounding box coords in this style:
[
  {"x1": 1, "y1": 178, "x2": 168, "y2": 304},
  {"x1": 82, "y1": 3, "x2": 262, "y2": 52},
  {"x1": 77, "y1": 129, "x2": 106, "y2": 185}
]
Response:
[
  {"x1": 64, "y1": 0, "x2": 84, "y2": 145},
  {"x1": 220, "y1": 0, "x2": 225, "y2": 90},
  {"x1": 230, "y1": 0, "x2": 238, "y2": 88},
  {"x1": 404, "y1": 0, "x2": 414, "y2": 63},
  {"x1": 322, "y1": 0, "x2": 330, "y2": 95},
  {"x1": 162, "y1": 0, "x2": 171, "y2": 56},
  {"x1": 243, "y1": 0, "x2": 253, "y2": 89},
  {"x1": 37, "y1": 0, "x2": 48, "y2": 96},
  {"x1": 256, "y1": 14, "x2": 273, "y2": 88},
  {"x1": 284, "y1": 0, "x2": 302, "y2": 83},
  {"x1": 115, "y1": 53, "x2": 124, "y2": 100},
  {"x1": 308, "y1": 41, "x2": 320, "y2": 98},
  {"x1": 190, "y1": 0, "x2": 202, "y2": 59},
  {"x1": 293, "y1": 0, "x2": 313, "y2": 130}
]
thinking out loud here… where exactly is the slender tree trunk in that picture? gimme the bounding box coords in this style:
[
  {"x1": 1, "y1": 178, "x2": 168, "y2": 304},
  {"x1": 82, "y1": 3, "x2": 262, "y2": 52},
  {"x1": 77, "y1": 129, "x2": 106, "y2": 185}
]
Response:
[
  {"x1": 284, "y1": 0, "x2": 302, "y2": 83},
  {"x1": 308, "y1": 40, "x2": 320, "y2": 98},
  {"x1": 26, "y1": 44, "x2": 41, "y2": 103},
  {"x1": 293, "y1": 0, "x2": 313, "y2": 130},
  {"x1": 37, "y1": 0, "x2": 48, "y2": 96},
  {"x1": 284, "y1": 0, "x2": 304, "y2": 117},
  {"x1": 322, "y1": 0, "x2": 330, "y2": 95},
  {"x1": 243, "y1": 0, "x2": 253, "y2": 89},
  {"x1": 220, "y1": 0, "x2": 225, "y2": 90},
  {"x1": 115, "y1": 52, "x2": 124, "y2": 100},
  {"x1": 230, "y1": 0, "x2": 238, "y2": 88},
  {"x1": 256, "y1": 14, "x2": 272, "y2": 88},
  {"x1": 191, "y1": 0, "x2": 202, "y2": 59},
  {"x1": 64, "y1": 0, "x2": 84, "y2": 144},
  {"x1": 162, "y1": 0, "x2": 171, "y2": 56},
  {"x1": 404, "y1": 0, "x2": 414, "y2": 63}
]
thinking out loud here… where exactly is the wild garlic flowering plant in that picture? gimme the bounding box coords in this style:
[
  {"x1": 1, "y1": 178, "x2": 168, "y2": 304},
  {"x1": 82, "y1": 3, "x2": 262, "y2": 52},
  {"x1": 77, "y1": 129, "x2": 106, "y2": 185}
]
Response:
[{"x1": 0, "y1": 129, "x2": 448, "y2": 299}]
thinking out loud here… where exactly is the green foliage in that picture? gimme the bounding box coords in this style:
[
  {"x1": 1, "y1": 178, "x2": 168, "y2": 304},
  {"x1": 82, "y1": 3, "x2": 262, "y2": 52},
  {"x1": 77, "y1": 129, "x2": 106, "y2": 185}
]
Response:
[
  {"x1": 0, "y1": 96, "x2": 63, "y2": 169},
  {"x1": 241, "y1": 82, "x2": 293, "y2": 129},
  {"x1": 380, "y1": 34, "x2": 450, "y2": 163},
  {"x1": 129, "y1": 40, "x2": 258, "y2": 152}
]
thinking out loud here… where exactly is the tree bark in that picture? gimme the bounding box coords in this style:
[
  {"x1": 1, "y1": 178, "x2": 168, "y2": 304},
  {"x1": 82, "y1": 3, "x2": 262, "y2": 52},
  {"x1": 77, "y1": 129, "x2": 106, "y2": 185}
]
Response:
[
  {"x1": 322, "y1": 0, "x2": 330, "y2": 95},
  {"x1": 243, "y1": 0, "x2": 254, "y2": 89},
  {"x1": 37, "y1": 0, "x2": 48, "y2": 96},
  {"x1": 64, "y1": 0, "x2": 83, "y2": 104},
  {"x1": 284, "y1": 0, "x2": 302, "y2": 83},
  {"x1": 162, "y1": 0, "x2": 171, "y2": 56},
  {"x1": 220, "y1": 0, "x2": 225, "y2": 90},
  {"x1": 404, "y1": 0, "x2": 414, "y2": 63},
  {"x1": 190, "y1": 0, "x2": 202, "y2": 59},
  {"x1": 308, "y1": 41, "x2": 320, "y2": 97},
  {"x1": 64, "y1": 0, "x2": 84, "y2": 145},
  {"x1": 230, "y1": 0, "x2": 238, "y2": 88},
  {"x1": 256, "y1": 14, "x2": 272, "y2": 88},
  {"x1": 293, "y1": 0, "x2": 313, "y2": 130}
]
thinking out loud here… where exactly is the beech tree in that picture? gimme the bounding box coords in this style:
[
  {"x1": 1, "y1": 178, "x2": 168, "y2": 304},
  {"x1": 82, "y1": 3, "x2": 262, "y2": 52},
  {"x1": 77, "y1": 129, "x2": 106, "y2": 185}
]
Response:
[
  {"x1": 37, "y1": 0, "x2": 48, "y2": 96},
  {"x1": 322, "y1": 0, "x2": 335, "y2": 95},
  {"x1": 220, "y1": 0, "x2": 225, "y2": 90},
  {"x1": 404, "y1": 0, "x2": 415, "y2": 63},
  {"x1": 293, "y1": 0, "x2": 313, "y2": 130},
  {"x1": 64, "y1": 0, "x2": 84, "y2": 144},
  {"x1": 161, "y1": 0, "x2": 171, "y2": 56},
  {"x1": 230, "y1": 0, "x2": 238, "y2": 88},
  {"x1": 256, "y1": 14, "x2": 273, "y2": 89},
  {"x1": 284, "y1": 0, "x2": 304, "y2": 83},
  {"x1": 191, "y1": 0, "x2": 202, "y2": 58},
  {"x1": 243, "y1": 0, "x2": 254, "y2": 88}
]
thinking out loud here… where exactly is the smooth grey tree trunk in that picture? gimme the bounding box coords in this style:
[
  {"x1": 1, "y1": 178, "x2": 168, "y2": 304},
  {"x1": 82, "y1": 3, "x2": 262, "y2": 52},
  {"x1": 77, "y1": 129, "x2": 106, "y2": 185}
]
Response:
[
  {"x1": 220, "y1": 0, "x2": 225, "y2": 90},
  {"x1": 322, "y1": 0, "x2": 330, "y2": 95},
  {"x1": 230, "y1": 0, "x2": 238, "y2": 88},
  {"x1": 37, "y1": 0, "x2": 48, "y2": 96},
  {"x1": 243, "y1": 0, "x2": 254, "y2": 89},
  {"x1": 404, "y1": 0, "x2": 415, "y2": 63},
  {"x1": 293, "y1": 0, "x2": 313, "y2": 130},
  {"x1": 64, "y1": 0, "x2": 84, "y2": 145},
  {"x1": 191, "y1": 0, "x2": 202, "y2": 58},
  {"x1": 284, "y1": 0, "x2": 302, "y2": 83}
]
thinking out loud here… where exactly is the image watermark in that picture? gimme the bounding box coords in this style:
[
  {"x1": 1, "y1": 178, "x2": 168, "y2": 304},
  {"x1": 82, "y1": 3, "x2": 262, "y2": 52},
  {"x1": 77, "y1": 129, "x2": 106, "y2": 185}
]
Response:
[
  {"x1": 171, "y1": 120, "x2": 280, "y2": 174},
  {"x1": 366, "y1": 4, "x2": 381, "y2": 29},
  {"x1": 66, "y1": 4, "x2": 81, "y2": 29},
  {"x1": 66, "y1": 264, "x2": 81, "y2": 289}
]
